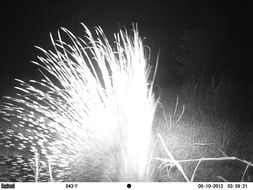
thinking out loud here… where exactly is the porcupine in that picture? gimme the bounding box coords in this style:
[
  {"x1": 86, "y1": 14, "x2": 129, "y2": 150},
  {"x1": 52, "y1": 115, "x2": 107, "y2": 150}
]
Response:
[{"x1": 0, "y1": 23, "x2": 159, "y2": 182}]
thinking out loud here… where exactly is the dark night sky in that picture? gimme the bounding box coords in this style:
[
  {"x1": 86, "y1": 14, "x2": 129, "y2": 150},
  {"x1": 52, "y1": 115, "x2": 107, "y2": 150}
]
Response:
[{"x1": 0, "y1": 0, "x2": 252, "y2": 115}]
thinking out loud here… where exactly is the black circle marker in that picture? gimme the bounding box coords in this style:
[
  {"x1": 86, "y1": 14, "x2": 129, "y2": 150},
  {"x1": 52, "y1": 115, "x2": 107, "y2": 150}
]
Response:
[{"x1": 127, "y1": 183, "x2": 131, "y2": 188}]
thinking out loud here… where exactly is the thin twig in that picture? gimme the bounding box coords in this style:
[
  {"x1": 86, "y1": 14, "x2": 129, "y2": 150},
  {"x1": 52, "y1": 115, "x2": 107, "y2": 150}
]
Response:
[
  {"x1": 241, "y1": 164, "x2": 250, "y2": 182},
  {"x1": 158, "y1": 133, "x2": 190, "y2": 182},
  {"x1": 191, "y1": 159, "x2": 201, "y2": 182}
]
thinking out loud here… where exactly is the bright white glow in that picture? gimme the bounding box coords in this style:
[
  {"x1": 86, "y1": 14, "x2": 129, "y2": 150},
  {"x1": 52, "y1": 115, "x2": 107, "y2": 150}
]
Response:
[{"x1": 2, "y1": 24, "x2": 158, "y2": 181}]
